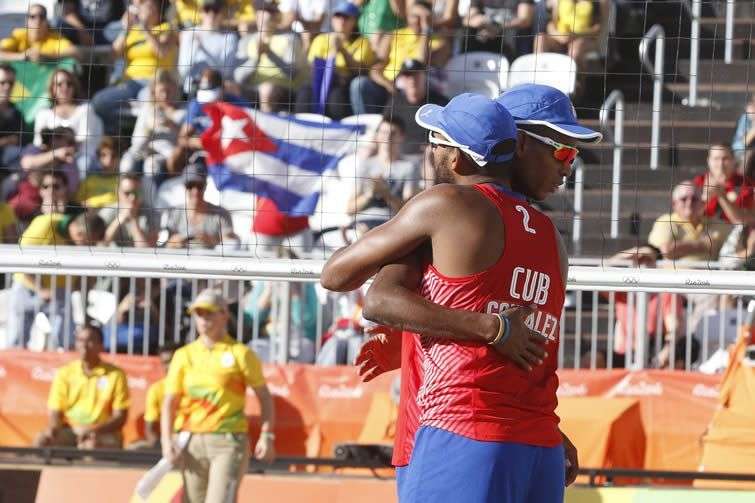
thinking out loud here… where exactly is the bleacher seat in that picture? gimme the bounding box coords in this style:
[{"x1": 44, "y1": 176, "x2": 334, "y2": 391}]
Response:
[
  {"x1": 507, "y1": 53, "x2": 578, "y2": 96},
  {"x1": 444, "y1": 52, "x2": 507, "y2": 99}
]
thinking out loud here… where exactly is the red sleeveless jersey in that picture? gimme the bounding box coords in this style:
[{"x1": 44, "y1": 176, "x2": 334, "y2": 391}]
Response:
[{"x1": 394, "y1": 183, "x2": 565, "y2": 462}]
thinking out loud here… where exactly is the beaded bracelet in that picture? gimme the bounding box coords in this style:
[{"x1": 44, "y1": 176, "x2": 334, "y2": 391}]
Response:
[{"x1": 489, "y1": 313, "x2": 511, "y2": 347}]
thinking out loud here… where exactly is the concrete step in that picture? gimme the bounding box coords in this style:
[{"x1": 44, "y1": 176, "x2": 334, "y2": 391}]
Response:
[
  {"x1": 699, "y1": 17, "x2": 755, "y2": 39},
  {"x1": 546, "y1": 188, "x2": 676, "y2": 215},
  {"x1": 582, "y1": 118, "x2": 734, "y2": 144},
  {"x1": 666, "y1": 82, "x2": 754, "y2": 107},
  {"x1": 581, "y1": 142, "x2": 711, "y2": 167},
  {"x1": 573, "y1": 164, "x2": 703, "y2": 190},
  {"x1": 677, "y1": 59, "x2": 755, "y2": 86},
  {"x1": 592, "y1": 101, "x2": 743, "y2": 126}
]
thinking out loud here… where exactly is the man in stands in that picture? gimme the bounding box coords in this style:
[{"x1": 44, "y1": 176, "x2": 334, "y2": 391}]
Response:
[
  {"x1": 350, "y1": 1, "x2": 445, "y2": 115},
  {"x1": 5, "y1": 208, "x2": 106, "y2": 349},
  {"x1": 101, "y1": 173, "x2": 159, "y2": 248},
  {"x1": 0, "y1": 4, "x2": 80, "y2": 62},
  {"x1": 36, "y1": 324, "x2": 130, "y2": 448},
  {"x1": 385, "y1": 59, "x2": 449, "y2": 151},
  {"x1": 322, "y1": 86, "x2": 599, "y2": 501},
  {"x1": 693, "y1": 143, "x2": 753, "y2": 223},
  {"x1": 162, "y1": 156, "x2": 239, "y2": 250},
  {"x1": 0, "y1": 64, "x2": 25, "y2": 168}
]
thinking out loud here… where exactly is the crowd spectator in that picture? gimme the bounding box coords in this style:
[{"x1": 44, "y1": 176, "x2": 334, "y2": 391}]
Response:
[
  {"x1": 252, "y1": 197, "x2": 313, "y2": 256},
  {"x1": 75, "y1": 136, "x2": 120, "y2": 210},
  {"x1": 731, "y1": 93, "x2": 755, "y2": 162},
  {"x1": 0, "y1": 201, "x2": 18, "y2": 244},
  {"x1": 234, "y1": 2, "x2": 307, "y2": 112},
  {"x1": 345, "y1": 116, "x2": 420, "y2": 232},
  {"x1": 161, "y1": 288, "x2": 275, "y2": 502},
  {"x1": 35, "y1": 325, "x2": 130, "y2": 448},
  {"x1": 101, "y1": 174, "x2": 159, "y2": 248},
  {"x1": 0, "y1": 64, "x2": 25, "y2": 169},
  {"x1": 350, "y1": 0, "x2": 445, "y2": 114},
  {"x1": 121, "y1": 70, "x2": 185, "y2": 178},
  {"x1": 535, "y1": 0, "x2": 603, "y2": 68},
  {"x1": 0, "y1": 4, "x2": 80, "y2": 63},
  {"x1": 458, "y1": 0, "x2": 535, "y2": 57},
  {"x1": 5, "y1": 210, "x2": 106, "y2": 349},
  {"x1": 278, "y1": 0, "x2": 328, "y2": 51},
  {"x1": 33, "y1": 68, "x2": 104, "y2": 163},
  {"x1": 294, "y1": 1, "x2": 376, "y2": 120},
  {"x1": 177, "y1": 0, "x2": 239, "y2": 96},
  {"x1": 357, "y1": 0, "x2": 407, "y2": 49},
  {"x1": 103, "y1": 277, "x2": 161, "y2": 353},
  {"x1": 384, "y1": 59, "x2": 448, "y2": 150},
  {"x1": 693, "y1": 143, "x2": 753, "y2": 223},
  {"x1": 129, "y1": 342, "x2": 179, "y2": 449},
  {"x1": 715, "y1": 153, "x2": 755, "y2": 269},
  {"x1": 11, "y1": 129, "x2": 79, "y2": 221},
  {"x1": 91, "y1": 0, "x2": 177, "y2": 134},
  {"x1": 162, "y1": 157, "x2": 239, "y2": 250},
  {"x1": 172, "y1": 68, "x2": 244, "y2": 174},
  {"x1": 175, "y1": 0, "x2": 256, "y2": 32},
  {"x1": 56, "y1": 0, "x2": 126, "y2": 46}
]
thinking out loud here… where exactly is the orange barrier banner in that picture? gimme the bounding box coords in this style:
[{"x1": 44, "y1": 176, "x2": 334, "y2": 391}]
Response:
[{"x1": 0, "y1": 351, "x2": 723, "y2": 471}]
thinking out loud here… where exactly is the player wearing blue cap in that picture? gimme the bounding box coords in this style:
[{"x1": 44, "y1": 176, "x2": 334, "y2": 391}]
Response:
[{"x1": 322, "y1": 85, "x2": 601, "y2": 502}]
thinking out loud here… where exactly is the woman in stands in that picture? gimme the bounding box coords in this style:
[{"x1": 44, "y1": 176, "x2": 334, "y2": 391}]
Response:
[
  {"x1": 534, "y1": 0, "x2": 603, "y2": 68},
  {"x1": 33, "y1": 69, "x2": 104, "y2": 164},
  {"x1": 91, "y1": 0, "x2": 177, "y2": 135}
]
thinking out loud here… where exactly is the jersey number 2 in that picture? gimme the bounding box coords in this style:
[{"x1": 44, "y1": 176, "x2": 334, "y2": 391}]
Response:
[{"x1": 515, "y1": 205, "x2": 537, "y2": 234}]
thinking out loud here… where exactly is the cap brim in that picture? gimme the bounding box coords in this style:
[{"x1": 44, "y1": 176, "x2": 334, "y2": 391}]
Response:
[
  {"x1": 516, "y1": 119, "x2": 603, "y2": 143},
  {"x1": 415, "y1": 105, "x2": 490, "y2": 166}
]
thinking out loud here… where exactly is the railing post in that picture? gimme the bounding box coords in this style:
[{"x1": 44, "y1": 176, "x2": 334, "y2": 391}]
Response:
[
  {"x1": 572, "y1": 159, "x2": 584, "y2": 256},
  {"x1": 689, "y1": 0, "x2": 701, "y2": 105},
  {"x1": 639, "y1": 25, "x2": 665, "y2": 170},
  {"x1": 599, "y1": 90, "x2": 625, "y2": 238},
  {"x1": 724, "y1": 0, "x2": 735, "y2": 63}
]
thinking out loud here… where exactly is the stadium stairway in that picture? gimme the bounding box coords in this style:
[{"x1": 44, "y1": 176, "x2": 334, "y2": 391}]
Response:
[{"x1": 552, "y1": 7, "x2": 755, "y2": 258}]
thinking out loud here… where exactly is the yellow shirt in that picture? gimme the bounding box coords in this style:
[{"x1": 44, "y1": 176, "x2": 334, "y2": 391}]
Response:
[
  {"x1": 175, "y1": 0, "x2": 255, "y2": 27},
  {"x1": 143, "y1": 378, "x2": 164, "y2": 423},
  {"x1": 47, "y1": 360, "x2": 130, "y2": 428},
  {"x1": 556, "y1": 0, "x2": 595, "y2": 34},
  {"x1": 75, "y1": 174, "x2": 118, "y2": 209},
  {"x1": 15, "y1": 213, "x2": 68, "y2": 289},
  {"x1": 123, "y1": 23, "x2": 177, "y2": 81},
  {"x1": 0, "y1": 28, "x2": 74, "y2": 57},
  {"x1": 243, "y1": 33, "x2": 307, "y2": 89},
  {"x1": 308, "y1": 34, "x2": 376, "y2": 78},
  {"x1": 0, "y1": 202, "x2": 17, "y2": 232},
  {"x1": 165, "y1": 335, "x2": 266, "y2": 433},
  {"x1": 383, "y1": 27, "x2": 443, "y2": 81},
  {"x1": 647, "y1": 212, "x2": 728, "y2": 262}
]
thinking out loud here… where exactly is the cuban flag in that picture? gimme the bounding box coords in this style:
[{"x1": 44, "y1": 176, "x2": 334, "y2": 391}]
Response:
[{"x1": 200, "y1": 102, "x2": 364, "y2": 216}]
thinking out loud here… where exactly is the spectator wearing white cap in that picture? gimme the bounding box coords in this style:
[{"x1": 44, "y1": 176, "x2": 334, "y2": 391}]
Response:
[{"x1": 161, "y1": 288, "x2": 275, "y2": 503}]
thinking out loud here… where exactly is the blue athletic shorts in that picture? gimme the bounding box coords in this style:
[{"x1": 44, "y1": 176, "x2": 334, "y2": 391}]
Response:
[{"x1": 398, "y1": 426, "x2": 565, "y2": 503}]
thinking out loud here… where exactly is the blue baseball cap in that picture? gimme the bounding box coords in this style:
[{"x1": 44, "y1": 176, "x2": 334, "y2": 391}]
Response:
[
  {"x1": 333, "y1": 0, "x2": 360, "y2": 18},
  {"x1": 415, "y1": 93, "x2": 517, "y2": 166},
  {"x1": 497, "y1": 84, "x2": 602, "y2": 143}
]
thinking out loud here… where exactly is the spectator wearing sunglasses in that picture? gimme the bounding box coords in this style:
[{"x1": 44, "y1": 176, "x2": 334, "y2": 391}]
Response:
[
  {"x1": 0, "y1": 4, "x2": 80, "y2": 62},
  {"x1": 101, "y1": 173, "x2": 159, "y2": 248},
  {"x1": 692, "y1": 143, "x2": 753, "y2": 224},
  {"x1": 161, "y1": 157, "x2": 239, "y2": 250}
]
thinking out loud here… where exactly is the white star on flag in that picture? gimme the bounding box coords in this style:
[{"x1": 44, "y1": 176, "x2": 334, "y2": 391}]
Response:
[{"x1": 220, "y1": 115, "x2": 250, "y2": 149}]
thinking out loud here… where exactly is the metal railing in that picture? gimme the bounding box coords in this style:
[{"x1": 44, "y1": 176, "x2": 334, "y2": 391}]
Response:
[
  {"x1": 1, "y1": 247, "x2": 755, "y2": 371},
  {"x1": 724, "y1": 0, "x2": 735, "y2": 64},
  {"x1": 639, "y1": 25, "x2": 665, "y2": 171},
  {"x1": 571, "y1": 159, "x2": 584, "y2": 256},
  {"x1": 689, "y1": 0, "x2": 702, "y2": 106},
  {"x1": 599, "y1": 90, "x2": 625, "y2": 239}
]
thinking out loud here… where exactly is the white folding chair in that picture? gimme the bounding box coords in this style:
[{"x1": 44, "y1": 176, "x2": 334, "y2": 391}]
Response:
[
  {"x1": 507, "y1": 53, "x2": 578, "y2": 96},
  {"x1": 444, "y1": 52, "x2": 508, "y2": 99}
]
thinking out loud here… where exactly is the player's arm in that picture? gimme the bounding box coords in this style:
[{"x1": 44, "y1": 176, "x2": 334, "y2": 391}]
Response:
[
  {"x1": 321, "y1": 186, "x2": 453, "y2": 292},
  {"x1": 363, "y1": 253, "x2": 500, "y2": 343}
]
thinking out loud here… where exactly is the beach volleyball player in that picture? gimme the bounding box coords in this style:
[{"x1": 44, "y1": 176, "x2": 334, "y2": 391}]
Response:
[{"x1": 321, "y1": 86, "x2": 602, "y2": 502}]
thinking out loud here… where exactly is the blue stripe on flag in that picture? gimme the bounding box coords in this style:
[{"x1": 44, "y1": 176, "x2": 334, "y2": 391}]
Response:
[
  {"x1": 270, "y1": 139, "x2": 341, "y2": 174},
  {"x1": 209, "y1": 164, "x2": 321, "y2": 216}
]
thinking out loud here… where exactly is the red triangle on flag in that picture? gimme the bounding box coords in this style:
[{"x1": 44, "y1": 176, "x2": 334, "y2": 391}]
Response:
[{"x1": 200, "y1": 102, "x2": 277, "y2": 165}]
